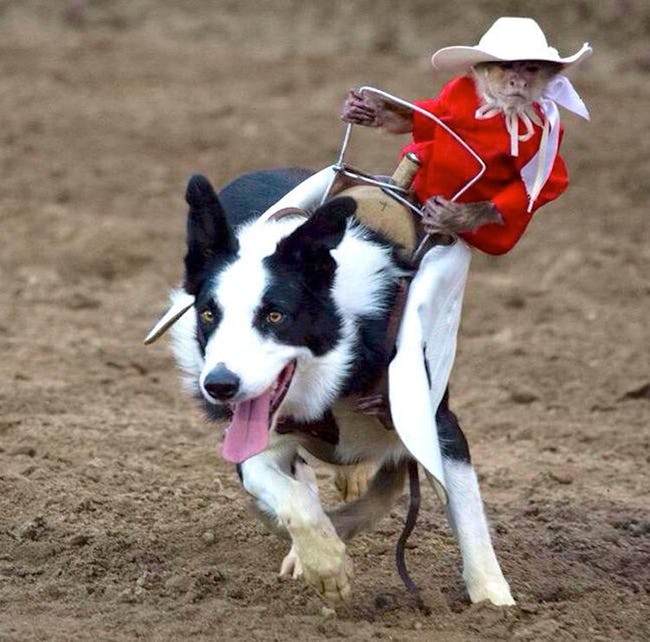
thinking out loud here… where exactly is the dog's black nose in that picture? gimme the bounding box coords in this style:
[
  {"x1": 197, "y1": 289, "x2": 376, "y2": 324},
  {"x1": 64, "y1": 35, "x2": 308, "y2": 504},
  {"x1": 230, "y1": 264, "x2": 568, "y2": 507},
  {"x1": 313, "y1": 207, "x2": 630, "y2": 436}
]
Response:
[{"x1": 203, "y1": 364, "x2": 240, "y2": 401}]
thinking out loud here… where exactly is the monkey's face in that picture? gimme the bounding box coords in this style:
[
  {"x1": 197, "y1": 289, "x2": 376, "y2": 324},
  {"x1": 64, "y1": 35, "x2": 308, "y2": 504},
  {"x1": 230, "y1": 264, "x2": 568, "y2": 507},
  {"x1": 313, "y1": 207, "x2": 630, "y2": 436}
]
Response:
[{"x1": 473, "y1": 60, "x2": 563, "y2": 111}]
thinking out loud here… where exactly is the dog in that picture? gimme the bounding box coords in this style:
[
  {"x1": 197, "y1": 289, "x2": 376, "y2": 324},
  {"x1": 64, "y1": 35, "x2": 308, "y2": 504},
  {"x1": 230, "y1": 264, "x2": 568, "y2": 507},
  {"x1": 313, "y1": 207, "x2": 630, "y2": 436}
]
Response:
[{"x1": 160, "y1": 170, "x2": 514, "y2": 605}]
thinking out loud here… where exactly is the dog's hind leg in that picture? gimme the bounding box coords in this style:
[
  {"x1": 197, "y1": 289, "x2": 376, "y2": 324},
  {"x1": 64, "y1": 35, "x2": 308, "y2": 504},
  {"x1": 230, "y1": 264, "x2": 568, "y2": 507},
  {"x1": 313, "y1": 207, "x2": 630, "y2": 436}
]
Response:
[
  {"x1": 333, "y1": 461, "x2": 378, "y2": 502},
  {"x1": 239, "y1": 441, "x2": 352, "y2": 602},
  {"x1": 436, "y1": 392, "x2": 515, "y2": 606},
  {"x1": 328, "y1": 458, "x2": 408, "y2": 541}
]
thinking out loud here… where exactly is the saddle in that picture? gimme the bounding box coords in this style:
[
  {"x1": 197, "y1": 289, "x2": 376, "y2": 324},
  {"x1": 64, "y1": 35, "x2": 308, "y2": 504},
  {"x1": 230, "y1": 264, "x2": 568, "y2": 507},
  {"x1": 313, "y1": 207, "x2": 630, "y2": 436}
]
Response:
[{"x1": 332, "y1": 152, "x2": 422, "y2": 262}]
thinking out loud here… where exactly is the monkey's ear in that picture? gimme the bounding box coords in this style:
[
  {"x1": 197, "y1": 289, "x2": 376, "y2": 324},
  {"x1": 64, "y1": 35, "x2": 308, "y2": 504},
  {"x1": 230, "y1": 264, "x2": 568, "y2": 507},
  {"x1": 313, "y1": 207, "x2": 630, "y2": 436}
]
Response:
[{"x1": 183, "y1": 174, "x2": 238, "y2": 295}]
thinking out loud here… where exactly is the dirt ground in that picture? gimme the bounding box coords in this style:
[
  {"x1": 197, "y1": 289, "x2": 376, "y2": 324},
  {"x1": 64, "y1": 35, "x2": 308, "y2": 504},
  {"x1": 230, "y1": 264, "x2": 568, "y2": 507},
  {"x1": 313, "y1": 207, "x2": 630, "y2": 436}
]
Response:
[{"x1": 1, "y1": 1, "x2": 648, "y2": 640}]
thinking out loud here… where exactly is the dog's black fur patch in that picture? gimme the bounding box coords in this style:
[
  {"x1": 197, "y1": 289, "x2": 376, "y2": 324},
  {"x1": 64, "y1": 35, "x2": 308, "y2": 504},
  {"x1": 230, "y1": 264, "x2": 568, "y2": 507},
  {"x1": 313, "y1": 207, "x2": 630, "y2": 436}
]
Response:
[
  {"x1": 193, "y1": 293, "x2": 222, "y2": 354},
  {"x1": 436, "y1": 388, "x2": 470, "y2": 463},
  {"x1": 259, "y1": 198, "x2": 355, "y2": 356},
  {"x1": 184, "y1": 170, "x2": 314, "y2": 297},
  {"x1": 184, "y1": 174, "x2": 240, "y2": 296},
  {"x1": 276, "y1": 411, "x2": 342, "y2": 464},
  {"x1": 218, "y1": 168, "x2": 313, "y2": 225}
]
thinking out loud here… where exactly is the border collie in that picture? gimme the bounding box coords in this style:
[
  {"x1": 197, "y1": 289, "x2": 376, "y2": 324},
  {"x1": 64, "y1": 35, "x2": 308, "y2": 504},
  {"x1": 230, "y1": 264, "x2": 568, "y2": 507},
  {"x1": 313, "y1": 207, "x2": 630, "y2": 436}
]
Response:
[{"x1": 161, "y1": 170, "x2": 514, "y2": 605}]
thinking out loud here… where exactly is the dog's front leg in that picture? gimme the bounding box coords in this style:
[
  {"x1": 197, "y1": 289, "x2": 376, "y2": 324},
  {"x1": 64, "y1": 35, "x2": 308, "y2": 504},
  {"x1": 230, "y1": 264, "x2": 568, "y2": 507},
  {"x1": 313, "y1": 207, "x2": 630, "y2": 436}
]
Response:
[{"x1": 240, "y1": 446, "x2": 352, "y2": 602}]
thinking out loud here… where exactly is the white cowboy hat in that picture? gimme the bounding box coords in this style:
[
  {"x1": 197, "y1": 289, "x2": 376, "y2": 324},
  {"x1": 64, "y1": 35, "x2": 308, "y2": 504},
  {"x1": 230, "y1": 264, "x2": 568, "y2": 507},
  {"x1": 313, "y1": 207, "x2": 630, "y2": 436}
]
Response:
[{"x1": 431, "y1": 17, "x2": 592, "y2": 73}]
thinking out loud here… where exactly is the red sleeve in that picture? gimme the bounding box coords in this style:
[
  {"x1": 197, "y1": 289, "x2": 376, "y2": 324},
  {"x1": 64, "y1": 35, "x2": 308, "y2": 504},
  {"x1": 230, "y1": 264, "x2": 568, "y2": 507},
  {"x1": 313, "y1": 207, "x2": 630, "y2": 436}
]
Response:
[
  {"x1": 460, "y1": 153, "x2": 569, "y2": 255},
  {"x1": 411, "y1": 98, "x2": 443, "y2": 142},
  {"x1": 410, "y1": 79, "x2": 458, "y2": 142}
]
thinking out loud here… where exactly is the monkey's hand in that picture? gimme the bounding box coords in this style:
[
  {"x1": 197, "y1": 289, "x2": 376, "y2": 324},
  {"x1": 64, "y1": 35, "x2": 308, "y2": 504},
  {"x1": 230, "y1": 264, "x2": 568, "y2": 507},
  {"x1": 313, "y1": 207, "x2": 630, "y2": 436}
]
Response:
[
  {"x1": 421, "y1": 196, "x2": 503, "y2": 235},
  {"x1": 341, "y1": 89, "x2": 378, "y2": 127},
  {"x1": 341, "y1": 89, "x2": 413, "y2": 134}
]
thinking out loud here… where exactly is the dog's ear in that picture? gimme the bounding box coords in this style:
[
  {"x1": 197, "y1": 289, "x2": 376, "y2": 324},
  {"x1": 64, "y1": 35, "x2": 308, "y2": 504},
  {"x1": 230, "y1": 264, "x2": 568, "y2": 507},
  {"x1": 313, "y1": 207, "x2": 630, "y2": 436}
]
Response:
[
  {"x1": 304, "y1": 196, "x2": 356, "y2": 250},
  {"x1": 273, "y1": 197, "x2": 356, "y2": 288},
  {"x1": 276, "y1": 196, "x2": 356, "y2": 257},
  {"x1": 183, "y1": 174, "x2": 238, "y2": 295}
]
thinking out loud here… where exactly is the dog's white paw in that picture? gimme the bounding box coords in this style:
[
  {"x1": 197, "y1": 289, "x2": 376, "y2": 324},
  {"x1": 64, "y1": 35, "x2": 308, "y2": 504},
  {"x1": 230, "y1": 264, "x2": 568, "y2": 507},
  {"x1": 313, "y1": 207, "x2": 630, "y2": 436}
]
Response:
[
  {"x1": 465, "y1": 573, "x2": 515, "y2": 606},
  {"x1": 334, "y1": 462, "x2": 375, "y2": 502},
  {"x1": 279, "y1": 545, "x2": 303, "y2": 579},
  {"x1": 296, "y1": 537, "x2": 353, "y2": 602}
]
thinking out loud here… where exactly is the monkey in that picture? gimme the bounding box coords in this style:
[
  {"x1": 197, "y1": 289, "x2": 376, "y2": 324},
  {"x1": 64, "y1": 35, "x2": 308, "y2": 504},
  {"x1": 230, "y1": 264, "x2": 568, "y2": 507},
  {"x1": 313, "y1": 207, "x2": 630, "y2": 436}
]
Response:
[
  {"x1": 340, "y1": 19, "x2": 591, "y2": 500},
  {"x1": 472, "y1": 60, "x2": 563, "y2": 113},
  {"x1": 341, "y1": 60, "x2": 567, "y2": 248}
]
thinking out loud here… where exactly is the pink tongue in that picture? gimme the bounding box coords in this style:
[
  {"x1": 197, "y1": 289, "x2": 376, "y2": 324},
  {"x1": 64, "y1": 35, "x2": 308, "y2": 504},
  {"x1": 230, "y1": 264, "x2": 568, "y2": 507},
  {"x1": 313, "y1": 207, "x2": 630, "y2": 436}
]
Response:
[{"x1": 221, "y1": 389, "x2": 272, "y2": 463}]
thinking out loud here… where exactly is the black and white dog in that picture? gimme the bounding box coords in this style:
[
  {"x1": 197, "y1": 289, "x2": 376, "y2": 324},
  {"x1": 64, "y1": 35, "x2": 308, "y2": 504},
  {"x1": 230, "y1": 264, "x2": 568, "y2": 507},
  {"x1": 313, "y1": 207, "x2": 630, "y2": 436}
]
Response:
[{"x1": 163, "y1": 170, "x2": 514, "y2": 605}]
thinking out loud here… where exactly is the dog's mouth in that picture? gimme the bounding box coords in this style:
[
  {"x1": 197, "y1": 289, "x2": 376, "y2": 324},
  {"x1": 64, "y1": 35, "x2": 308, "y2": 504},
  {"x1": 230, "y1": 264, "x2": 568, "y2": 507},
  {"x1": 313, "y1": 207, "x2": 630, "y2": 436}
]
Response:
[{"x1": 221, "y1": 360, "x2": 297, "y2": 464}]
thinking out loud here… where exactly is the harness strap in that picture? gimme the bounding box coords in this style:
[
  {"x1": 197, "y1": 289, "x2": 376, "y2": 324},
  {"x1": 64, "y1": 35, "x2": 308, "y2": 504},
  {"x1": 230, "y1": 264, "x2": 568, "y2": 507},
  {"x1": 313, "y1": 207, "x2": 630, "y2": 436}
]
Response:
[
  {"x1": 265, "y1": 207, "x2": 309, "y2": 222},
  {"x1": 396, "y1": 459, "x2": 428, "y2": 611},
  {"x1": 366, "y1": 276, "x2": 412, "y2": 429},
  {"x1": 387, "y1": 277, "x2": 412, "y2": 355}
]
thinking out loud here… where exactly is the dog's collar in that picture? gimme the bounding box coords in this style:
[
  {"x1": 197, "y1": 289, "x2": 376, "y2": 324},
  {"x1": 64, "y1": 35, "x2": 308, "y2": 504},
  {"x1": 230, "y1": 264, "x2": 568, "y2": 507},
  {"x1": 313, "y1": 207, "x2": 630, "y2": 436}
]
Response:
[{"x1": 264, "y1": 207, "x2": 309, "y2": 222}]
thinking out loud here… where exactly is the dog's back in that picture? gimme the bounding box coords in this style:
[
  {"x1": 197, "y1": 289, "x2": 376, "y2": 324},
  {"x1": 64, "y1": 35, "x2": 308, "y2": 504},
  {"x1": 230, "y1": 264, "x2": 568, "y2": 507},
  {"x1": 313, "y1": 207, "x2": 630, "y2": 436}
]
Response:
[{"x1": 218, "y1": 168, "x2": 313, "y2": 228}]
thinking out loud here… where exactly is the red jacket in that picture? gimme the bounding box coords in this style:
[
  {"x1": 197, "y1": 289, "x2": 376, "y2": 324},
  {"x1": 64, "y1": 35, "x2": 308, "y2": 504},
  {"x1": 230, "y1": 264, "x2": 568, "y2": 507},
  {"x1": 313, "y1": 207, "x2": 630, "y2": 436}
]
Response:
[{"x1": 402, "y1": 76, "x2": 568, "y2": 254}]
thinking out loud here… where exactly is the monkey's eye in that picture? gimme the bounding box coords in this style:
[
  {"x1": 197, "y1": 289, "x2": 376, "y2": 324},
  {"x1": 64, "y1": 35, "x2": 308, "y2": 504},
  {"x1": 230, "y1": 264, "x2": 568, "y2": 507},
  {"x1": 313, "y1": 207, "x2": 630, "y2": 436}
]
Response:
[
  {"x1": 525, "y1": 64, "x2": 541, "y2": 73},
  {"x1": 266, "y1": 310, "x2": 284, "y2": 324},
  {"x1": 200, "y1": 309, "x2": 215, "y2": 324},
  {"x1": 499, "y1": 62, "x2": 515, "y2": 70}
]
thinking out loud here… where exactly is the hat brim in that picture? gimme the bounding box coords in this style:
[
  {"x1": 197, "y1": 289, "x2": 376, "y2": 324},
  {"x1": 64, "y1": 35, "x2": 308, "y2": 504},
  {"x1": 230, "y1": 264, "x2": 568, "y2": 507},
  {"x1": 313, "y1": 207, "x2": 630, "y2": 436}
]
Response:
[{"x1": 431, "y1": 43, "x2": 592, "y2": 73}]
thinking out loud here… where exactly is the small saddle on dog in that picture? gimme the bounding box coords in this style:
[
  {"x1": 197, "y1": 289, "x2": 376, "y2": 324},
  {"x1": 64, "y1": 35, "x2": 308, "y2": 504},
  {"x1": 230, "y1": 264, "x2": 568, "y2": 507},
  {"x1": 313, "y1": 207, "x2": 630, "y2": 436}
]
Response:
[{"x1": 334, "y1": 152, "x2": 422, "y2": 262}]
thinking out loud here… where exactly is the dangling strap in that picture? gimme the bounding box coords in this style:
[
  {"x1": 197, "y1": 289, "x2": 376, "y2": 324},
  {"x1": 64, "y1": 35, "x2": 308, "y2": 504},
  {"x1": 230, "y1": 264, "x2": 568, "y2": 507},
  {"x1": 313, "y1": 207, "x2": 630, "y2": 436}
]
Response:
[{"x1": 395, "y1": 459, "x2": 427, "y2": 612}]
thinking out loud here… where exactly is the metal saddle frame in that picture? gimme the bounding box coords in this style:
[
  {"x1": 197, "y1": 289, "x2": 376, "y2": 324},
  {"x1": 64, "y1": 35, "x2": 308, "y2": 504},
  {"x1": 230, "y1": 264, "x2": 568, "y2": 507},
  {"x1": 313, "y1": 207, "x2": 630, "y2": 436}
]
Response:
[{"x1": 323, "y1": 86, "x2": 487, "y2": 260}]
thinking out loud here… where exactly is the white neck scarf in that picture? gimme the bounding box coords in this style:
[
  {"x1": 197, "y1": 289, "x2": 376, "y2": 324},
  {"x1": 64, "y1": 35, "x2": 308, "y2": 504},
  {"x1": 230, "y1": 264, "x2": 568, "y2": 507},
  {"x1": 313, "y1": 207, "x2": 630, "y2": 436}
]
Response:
[{"x1": 475, "y1": 75, "x2": 590, "y2": 211}]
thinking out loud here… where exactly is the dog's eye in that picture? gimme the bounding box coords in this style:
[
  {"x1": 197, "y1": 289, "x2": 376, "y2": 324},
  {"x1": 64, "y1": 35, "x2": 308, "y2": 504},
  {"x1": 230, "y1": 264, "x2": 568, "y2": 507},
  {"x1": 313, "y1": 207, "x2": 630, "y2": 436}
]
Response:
[
  {"x1": 266, "y1": 311, "x2": 284, "y2": 324},
  {"x1": 200, "y1": 309, "x2": 215, "y2": 324}
]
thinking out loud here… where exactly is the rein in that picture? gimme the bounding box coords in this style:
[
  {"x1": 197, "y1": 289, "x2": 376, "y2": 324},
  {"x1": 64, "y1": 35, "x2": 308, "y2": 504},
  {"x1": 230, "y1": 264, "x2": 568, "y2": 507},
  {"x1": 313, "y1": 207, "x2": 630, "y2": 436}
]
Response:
[{"x1": 396, "y1": 460, "x2": 428, "y2": 611}]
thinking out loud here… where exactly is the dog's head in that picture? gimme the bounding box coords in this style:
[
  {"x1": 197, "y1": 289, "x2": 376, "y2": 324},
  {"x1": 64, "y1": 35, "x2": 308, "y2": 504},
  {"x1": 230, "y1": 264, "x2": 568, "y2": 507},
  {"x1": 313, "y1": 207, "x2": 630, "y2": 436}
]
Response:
[{"x1": 172, "y1": 174, "x2": 356, "y2": 462}]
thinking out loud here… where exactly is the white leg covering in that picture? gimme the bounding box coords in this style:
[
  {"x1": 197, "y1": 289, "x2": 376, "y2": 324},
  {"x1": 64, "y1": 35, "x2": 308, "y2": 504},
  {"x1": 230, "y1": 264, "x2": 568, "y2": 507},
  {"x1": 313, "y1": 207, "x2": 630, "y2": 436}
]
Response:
[
  {"x1": 443, "y1": 458, "x2": 515, "y2": 605},
  {"x1": 241, "y1": 447, "x2": 352, "y2": 602},
  {"x1": 390, "y1": 241, "x2": 472, "y2": 496}
]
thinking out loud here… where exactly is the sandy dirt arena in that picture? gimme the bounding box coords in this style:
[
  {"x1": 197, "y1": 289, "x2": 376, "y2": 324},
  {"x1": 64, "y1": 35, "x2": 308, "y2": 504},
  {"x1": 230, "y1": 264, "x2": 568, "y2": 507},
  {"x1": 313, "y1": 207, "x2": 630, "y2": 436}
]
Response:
[{"x1": 1, "y1": 1, "x2": 648, "y2": 640}]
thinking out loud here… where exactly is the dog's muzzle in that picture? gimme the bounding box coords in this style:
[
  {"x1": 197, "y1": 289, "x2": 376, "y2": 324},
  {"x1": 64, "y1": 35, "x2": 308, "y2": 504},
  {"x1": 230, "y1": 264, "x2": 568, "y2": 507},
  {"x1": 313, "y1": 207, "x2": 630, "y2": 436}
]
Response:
[{"x1": 203, "y1": 363, "x2": 241, "y2": 402}]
